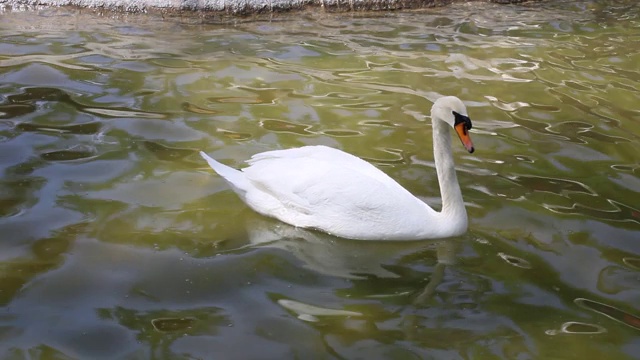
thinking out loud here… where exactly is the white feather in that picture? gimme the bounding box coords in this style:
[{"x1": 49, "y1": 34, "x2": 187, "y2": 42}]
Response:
[{"x1": 200, "y1": 96, "x2": 473, "y2": 241}]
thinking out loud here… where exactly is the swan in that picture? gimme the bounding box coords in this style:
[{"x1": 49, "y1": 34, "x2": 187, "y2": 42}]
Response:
[{"x1": 200, "y1": 96, "x2": 475, "y2": 241}]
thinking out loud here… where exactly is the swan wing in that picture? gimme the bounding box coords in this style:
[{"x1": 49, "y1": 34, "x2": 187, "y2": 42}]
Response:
[
  {"x1": 247, "y1": 145, "x2": 395, "y2": 185},
  {"x1": 241, "y1": 146, "x2": 436, "y2": 240}
]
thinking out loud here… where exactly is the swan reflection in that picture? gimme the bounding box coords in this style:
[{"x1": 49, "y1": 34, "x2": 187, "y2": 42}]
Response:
[{"x1": 244, "y1": 217, "x2": 458, "y2": 284}]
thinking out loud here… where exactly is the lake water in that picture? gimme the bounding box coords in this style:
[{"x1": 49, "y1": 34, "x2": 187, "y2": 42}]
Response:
[{"x1": 0, "y1": 1, "x2": 639, "y2": 359}]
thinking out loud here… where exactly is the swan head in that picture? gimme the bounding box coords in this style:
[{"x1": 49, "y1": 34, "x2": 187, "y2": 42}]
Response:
[{"x1": 431, "y1": 96, "x2": 475, "y2": 153}]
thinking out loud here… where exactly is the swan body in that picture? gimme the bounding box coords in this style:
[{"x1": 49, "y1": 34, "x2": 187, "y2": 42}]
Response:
[{"x1": 200, "y1": 96, "x2": 475, "y2": 241}]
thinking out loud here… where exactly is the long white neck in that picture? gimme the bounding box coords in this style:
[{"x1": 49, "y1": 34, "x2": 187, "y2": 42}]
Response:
[{"x1": 432, "y1": 117, "x2": 468, "y2": 235}]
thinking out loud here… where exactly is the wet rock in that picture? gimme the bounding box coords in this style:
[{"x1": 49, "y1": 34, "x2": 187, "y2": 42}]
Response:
[{"x1": 0, "y1": 0, "x2": 539, "y2": 15}]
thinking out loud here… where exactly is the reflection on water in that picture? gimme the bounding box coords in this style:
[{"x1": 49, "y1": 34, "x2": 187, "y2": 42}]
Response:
[
  {"x1": 545, "y1": 321, "x2": 608, "y2": 336},
  {"x1": 245, "y1": 217, "x2": 456, "y2": 280},
  {"x1": 1, "y1": 1, "x2": 640, "y2": 359},
  {"x1": 575, "y1": 298, "x2": 640, "y2": 331}
]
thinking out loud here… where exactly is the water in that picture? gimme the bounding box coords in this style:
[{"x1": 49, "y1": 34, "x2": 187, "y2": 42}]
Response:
[{"x1": 1, "y1": 2, "x2": 639, "y2": 359}]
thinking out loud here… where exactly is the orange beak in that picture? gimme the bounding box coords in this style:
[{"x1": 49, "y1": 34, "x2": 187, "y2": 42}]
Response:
[{"x1": 455, "y1": 122, "x2": 475, "y2": 153}]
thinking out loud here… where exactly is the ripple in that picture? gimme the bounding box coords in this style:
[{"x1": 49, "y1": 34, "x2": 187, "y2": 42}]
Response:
[
  {"x1": 496, "y1": 174, "x2": 640, "y2": 223},
  {"x1": 277, "y1": 299, "x2": 362, "y2": 321},
  {"x1": 0, "y1": 54, "x2": 96, "y2": 70},
  {"x1": 5, "y1": 87, "x2": 166, "y2": 121},
  {"x1": 149, "y1": 58, "x2": 194, "y2": 69},
  {"x1": 548, "y1": 121, "x2": 631, "y2": 144},
  {"x1": 17, "y1": 121, "x2": 102, "y2": 135},
  {"x1": 151, "y1": 317, "x2": 197, "y2": 332},
  {"x1": 362, "y1": 147, "x2": 406, "y2": 166},
  {"x1": 7, "y1": 86, "x2": 73, "y2": 103},
  {"x1": 546, "y1": 87, "x2": 631, "y2": 126},
  {"x1": 485, "y1": 95, "x2": 530, "y2": 112},
  {"x1": 181, "y1": 102, "x2": 219, "y2": 115},
  {"x1": 143, "y1": 141, "x2": 195, "y2": 161},
  {"x1": 597, "y1": 265, "x2": 640, "y2": 295},
  {"x1": 545, "y1": 321, "x2": 607, "y2": 336},
  {"x1": 335, "y1": 101, "x2": 390, "y2": 109},
  {"x1": 514, "y1": 155, "x2": 535, "y2": 163},
  {"x1": 0, "y1": 103, "x2": 36, "y2": 119},
  {"x1": 206, "y1": 96, "x2": 263, "y2": 104},
  {"x1": 357, "y1": 119, "x2": 396, "y2": 127},
  {"x1": 623, "y1": 258, "x2": 640, "y2": 271},
  {"x1": 575, "y1": 298, "x2": 640, "y2": 330},
  {"x1": 216, "y1": 129, "x2": 252, "y2": 141},
  {"x1": 100, "y1": 306, "x2": 229, "y2": 336},
  {"x1": 260, "y1": 119, "x2": 313, "y2": 135},
  {"x1": 497, "y1": 252, "x2": 532, "y2": 269},
  {"x1": 40, "y1": 146, "x2": 97, "y2": 161},
  {"x1": 510, "y1": 111, "x2": 571, "y2": 142},
  {"x1": 0, "y1": 177, "x2": 46, "y2": 218},
  {"x1": 320, "y1": 129, "x2": 362, "y2": 137},
  {"x1": 82, "y1": 107, "x2": 166, "y2": 119},
  {"x1": 611, "y1": 164, "x2": 639, "y2": 173},
  {"x1": 547, "y1": 199, "x2": 640, "y2": 224},
  {"x1": 505, "y1": 175, "x2": 595, "y2": 196}
]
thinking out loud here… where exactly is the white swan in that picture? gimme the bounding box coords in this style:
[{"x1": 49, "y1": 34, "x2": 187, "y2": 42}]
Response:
[{"x1": 200, "y1": 96, "x2": 475, "y2": 241}]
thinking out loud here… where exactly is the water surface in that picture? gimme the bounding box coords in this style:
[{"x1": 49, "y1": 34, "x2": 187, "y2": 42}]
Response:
[{"x1": 1, "y1": 2, "x2": 639, "y2": 359}]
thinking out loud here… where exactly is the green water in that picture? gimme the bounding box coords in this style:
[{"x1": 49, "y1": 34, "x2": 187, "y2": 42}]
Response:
[{"x1": 1, "y1": 1, "x2": 639, "y2": 359}]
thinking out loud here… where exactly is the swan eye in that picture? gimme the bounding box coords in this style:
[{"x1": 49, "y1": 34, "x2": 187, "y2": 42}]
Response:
[{"x1": 452, "y1": 111, "x2": 472, "y2": 131}]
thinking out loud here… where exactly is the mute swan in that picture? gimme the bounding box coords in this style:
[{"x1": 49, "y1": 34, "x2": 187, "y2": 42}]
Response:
[{"x1": 200, "y1": 96, "x2": 474, "y2": 241}]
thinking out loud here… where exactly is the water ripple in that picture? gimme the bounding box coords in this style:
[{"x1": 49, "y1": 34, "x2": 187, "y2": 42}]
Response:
[
  {"x1": 1, "y1": 4, "x2": 639, "y2": 359},
  {"x1": 575, "y1": 298, "x2": 640, "y2": 330},
  {"x1": 545, "y1": 321, "x2": 608, "y2": 336}
]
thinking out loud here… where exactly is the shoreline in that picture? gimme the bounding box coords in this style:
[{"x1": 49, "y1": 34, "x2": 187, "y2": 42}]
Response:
[{"x1": 0, "y1": 0, "x2": 537, "y2": 15}]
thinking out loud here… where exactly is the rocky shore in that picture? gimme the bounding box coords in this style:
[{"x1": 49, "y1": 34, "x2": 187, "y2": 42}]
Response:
[{"x1": 0, "y1": 0, "x2": 537, "y2": 15}]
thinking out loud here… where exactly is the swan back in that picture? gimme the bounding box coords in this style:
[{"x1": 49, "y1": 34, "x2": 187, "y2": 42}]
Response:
[{"x1": 240, "y1": 146, "x2": 443, "y2": 240}]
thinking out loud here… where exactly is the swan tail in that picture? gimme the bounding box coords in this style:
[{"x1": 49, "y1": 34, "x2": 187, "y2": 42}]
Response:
[{"x1": 199, "y1": 151, "x2": 250, "y2": 194}]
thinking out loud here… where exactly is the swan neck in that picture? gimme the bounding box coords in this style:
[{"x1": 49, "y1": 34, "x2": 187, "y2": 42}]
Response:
[{"x1": 432, "y1": 117, "x2": 467, "y2": 226}]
